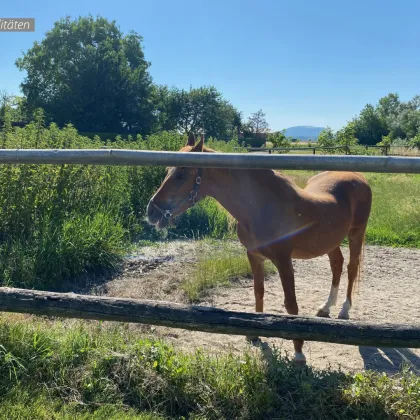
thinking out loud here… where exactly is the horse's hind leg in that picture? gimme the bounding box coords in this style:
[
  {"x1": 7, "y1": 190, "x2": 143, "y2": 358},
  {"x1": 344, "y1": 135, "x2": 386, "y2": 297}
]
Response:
[
  {"x1": 316, "y1": 247, "x2": 344, "y2": 317},
  {"x1": 338, "y1": 227, "x2": 366, "y2": 320}
]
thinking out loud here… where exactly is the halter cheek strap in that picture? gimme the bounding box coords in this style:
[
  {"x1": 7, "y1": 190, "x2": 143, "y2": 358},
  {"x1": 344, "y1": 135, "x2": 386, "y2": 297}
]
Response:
[{"x1": 150, "y1": 168, "x2": 202, "y2": 222}]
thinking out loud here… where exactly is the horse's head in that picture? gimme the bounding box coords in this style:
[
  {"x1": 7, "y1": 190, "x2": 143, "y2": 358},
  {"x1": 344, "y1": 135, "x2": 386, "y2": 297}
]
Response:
[{"x1": 147, "y1": 132, "x2": 205, "y2": 229}]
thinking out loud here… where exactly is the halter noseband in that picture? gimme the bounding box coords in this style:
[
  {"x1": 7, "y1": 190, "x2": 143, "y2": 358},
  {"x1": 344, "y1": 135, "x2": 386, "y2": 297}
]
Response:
[{"x1": 150, "y1": 168, "x2": 202, "y2": 222}]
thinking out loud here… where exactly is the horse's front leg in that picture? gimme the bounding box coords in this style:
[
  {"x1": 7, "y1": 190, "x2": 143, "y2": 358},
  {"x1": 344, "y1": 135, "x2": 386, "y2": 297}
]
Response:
[
  {"x1": 273, "y1": 255, "x2": 306, "y2": 365},
  {"x1": 246, "y1": 251, "x2": 265, "y2": 342}
]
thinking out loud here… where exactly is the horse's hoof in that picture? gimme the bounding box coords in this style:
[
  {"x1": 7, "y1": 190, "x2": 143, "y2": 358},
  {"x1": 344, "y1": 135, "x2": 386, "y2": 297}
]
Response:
[
  {"x1": 338, "y1": 312, "x2": 350, "y2": 320},
  {"x1": 293, "y1": 356, "x2": 307, "y2": 366},
  {"x1": 315, "y1": 309, "x2": 330, "y2": 318}
]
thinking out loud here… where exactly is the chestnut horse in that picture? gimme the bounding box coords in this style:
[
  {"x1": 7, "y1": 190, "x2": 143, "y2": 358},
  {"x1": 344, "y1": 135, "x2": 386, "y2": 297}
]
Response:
[{"x1": 147, "y1": 132, "x2": 372, "y2": 364}]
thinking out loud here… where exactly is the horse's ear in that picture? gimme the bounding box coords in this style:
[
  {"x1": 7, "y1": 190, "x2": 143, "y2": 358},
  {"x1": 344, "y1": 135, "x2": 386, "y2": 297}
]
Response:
[
  {"x1": 187, "y1": 132, "x2": 195, "y2": 146},
  {"x1": 192, "y1": 134, "x2": 204, "y2": 152}
]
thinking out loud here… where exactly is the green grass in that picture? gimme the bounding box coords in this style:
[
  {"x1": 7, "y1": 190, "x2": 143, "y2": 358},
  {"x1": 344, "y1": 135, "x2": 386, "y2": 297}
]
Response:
[
  {"x1": 0, "y1": 314, "x2": 418, "y2": 420},
  {"x1": 364, "y1": 173, "x2": 420, "y2": 247},
  {"x1": 0, "y1": 390, "x2": 162, "y2": 420},
  {"x1": 181, "y1": 254, "x2": 251, "y2": 301},
  {"x1": 181, "y1": 246, "x2": 276, "y2": 301}
]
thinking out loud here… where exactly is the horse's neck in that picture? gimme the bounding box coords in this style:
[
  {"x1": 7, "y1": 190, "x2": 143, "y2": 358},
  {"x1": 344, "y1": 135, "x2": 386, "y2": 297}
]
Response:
[{"x1": 204, "y1": 168, "x2": 299, "y2": 226}]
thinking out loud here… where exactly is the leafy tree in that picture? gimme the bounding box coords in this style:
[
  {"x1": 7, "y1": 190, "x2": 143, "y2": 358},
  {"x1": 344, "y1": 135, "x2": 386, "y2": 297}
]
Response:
[
  {"x1": 336, "y1": 121, "x2": 358, "y2": 146},
  {"x1": 267, "y1": 130, "x2": 291, "y2": 148},
  {"x1": 377, "y1": 93, "x2": 401, "y2": 121},
  {"x1": 377, "y1": 134, "x2": 392, "y2": 146},
  {"x1": 0, "y1": 91, "x2": 28, "y2": 126},
  {"x1": 411, "y1": 133, "x2": 420, "y2": 148},
  {"x1": 154, "y1": 85, "x2": 241, "y2": 138},
  {"x1": 0, "y1": 90, "x2": 12, "y2": 126},
  {"x1": 15, "y1": 15, "x2": 155, "y2": 134},
  {"x1": 246, "y1": 109, "x2": 269, "y2": 134},
  {"x1": 317, "y1": 126, "x2": 336, "y2": 147},
  {"x1": 374, "y1": 93, "x2": 420, "y2": 140},
  {"x1": 152, "y1": 85, "x2": 182, "y2": 132},
  {"x1": 395, "y1": 107, "x2": 420, "y2": 140},
  {"x1": 353, "y1": 104, "x2": 388, "y2": 145}
]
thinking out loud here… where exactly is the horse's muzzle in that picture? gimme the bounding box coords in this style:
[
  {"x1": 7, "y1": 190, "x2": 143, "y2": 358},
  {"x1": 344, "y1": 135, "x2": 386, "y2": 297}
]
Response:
[
  {"x1": 146, "y1": 200, "x2": 160, "y2": 225},
  {"x1": 146, "y1": 200, "x2": 170, "y2": 229}
]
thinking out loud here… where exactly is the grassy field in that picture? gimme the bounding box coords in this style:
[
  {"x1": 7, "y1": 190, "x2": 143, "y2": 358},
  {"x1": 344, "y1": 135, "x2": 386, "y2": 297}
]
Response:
[{"x1": 0, "y1": 313, "x2": 418, "y2": 420}]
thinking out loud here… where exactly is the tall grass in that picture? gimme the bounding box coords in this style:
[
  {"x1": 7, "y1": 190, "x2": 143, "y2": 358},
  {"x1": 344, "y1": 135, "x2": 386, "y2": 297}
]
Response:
[
  {"x1": 0, "y1": 116, "x2": 245, "y2": 289},
  {"x1": 0, "y1": 314, "x2": 418, "y2": 419},
  {"x1": 1, "y1": 114, "x2": 419, "y2": 290}
]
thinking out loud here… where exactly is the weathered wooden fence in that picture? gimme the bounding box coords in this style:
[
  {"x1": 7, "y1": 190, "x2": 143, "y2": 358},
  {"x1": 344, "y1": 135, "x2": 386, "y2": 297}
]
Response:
[
  {"x1": 1, "y1": 288, "x2": 419, "y2": 348},
  {"x1": 245, "y1": 144, "x2": 418, "y2": 156},
  {"x1": 0, "y1": 148, "x2": 420, "y2": 347}
]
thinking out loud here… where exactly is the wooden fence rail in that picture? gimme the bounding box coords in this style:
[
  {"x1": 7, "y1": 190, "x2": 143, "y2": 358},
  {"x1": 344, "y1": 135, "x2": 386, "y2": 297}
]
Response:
[
  {"x1": 1, "y1": 287, "x2": 419, "y2": 348},
  {"x1": 244, "y1": 145, "x2": 419, "y2": 156}
]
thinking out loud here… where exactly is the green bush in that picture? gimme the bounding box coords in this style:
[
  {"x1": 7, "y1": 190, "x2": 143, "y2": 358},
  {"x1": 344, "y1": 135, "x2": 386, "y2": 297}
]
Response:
[
  {"x1": 78, "y1": 132, "x2": 132, "y2": 142},
  {"x1": 242, "y1": 136, "x2": 266, "y2": 147},
  {"x1": 0, "y1": 121, "x2": 244, "y2": 289}
]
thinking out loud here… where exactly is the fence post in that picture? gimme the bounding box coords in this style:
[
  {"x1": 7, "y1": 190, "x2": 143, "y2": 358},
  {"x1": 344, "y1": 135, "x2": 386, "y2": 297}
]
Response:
[
  {"x1": 312, "y1": 148, "x2": 316, "y2": 155},
  {"x1": 269, "y1": 149, "x2": 272, "y2": 155}
]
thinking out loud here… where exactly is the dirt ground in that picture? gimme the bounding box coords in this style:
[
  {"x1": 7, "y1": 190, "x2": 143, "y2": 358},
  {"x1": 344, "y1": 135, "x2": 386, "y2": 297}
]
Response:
[{"x1": 93, "y1": 240, "x2": 420, "y2": 374}]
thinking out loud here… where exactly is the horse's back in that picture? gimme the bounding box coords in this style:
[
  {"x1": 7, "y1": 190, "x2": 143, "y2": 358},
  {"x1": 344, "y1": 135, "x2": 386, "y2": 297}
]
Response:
[{"x1": 305, "y1": 171, "x2": 372, "y2": 227}]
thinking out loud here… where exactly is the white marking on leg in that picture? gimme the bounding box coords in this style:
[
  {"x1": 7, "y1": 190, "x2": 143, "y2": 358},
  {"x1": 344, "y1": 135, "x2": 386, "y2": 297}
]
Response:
[
  {"x1": 318, "y1": 285, "x2": 339, "y2": 314},
  {"x1": 338, "y1": 298, "x2": 352, "y2": 319},
  {"x1": 294, "y1": 352, "x2": 306, "y2": 363}
]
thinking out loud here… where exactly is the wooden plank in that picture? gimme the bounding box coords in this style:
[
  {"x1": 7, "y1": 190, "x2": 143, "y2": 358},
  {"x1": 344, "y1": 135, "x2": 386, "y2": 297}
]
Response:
[{"x1": 0, "y1": 287, "x2": 419, "y2": 348}]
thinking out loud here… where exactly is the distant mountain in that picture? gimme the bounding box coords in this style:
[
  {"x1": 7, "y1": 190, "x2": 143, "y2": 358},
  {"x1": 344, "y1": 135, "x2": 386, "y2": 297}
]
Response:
[{"x1": 284, "y1": 126, "x2": 325, "y2": 141}]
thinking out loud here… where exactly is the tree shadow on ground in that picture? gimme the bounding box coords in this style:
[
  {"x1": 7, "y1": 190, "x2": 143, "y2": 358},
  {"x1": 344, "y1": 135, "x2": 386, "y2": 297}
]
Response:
[{"x1": 359, "y1": 346, "x2": 420, "y2": 374}]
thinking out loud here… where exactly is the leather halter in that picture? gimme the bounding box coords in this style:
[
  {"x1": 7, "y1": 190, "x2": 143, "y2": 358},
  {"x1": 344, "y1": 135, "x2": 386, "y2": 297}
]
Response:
[{"x1": 150, "y1": 168, "x2": 202, "y2": 223}]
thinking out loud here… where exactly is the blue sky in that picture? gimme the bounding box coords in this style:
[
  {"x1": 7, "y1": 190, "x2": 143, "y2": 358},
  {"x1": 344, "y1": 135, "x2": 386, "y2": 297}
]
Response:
[{"x1": 1, "y1": 0, "x2": 420, "y2": 131}]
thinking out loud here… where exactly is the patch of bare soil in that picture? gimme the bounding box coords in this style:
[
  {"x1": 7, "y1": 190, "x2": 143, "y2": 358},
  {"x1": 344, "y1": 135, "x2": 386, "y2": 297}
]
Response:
[{"x1": 94, "y1": 240, "x2": 420, "y2": 374}]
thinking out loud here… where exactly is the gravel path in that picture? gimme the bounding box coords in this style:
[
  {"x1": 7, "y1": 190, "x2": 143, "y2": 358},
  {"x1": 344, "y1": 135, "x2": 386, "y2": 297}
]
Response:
[{"x1": 100, "y1": 240, "x2": 420, "y2": 373}]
